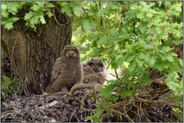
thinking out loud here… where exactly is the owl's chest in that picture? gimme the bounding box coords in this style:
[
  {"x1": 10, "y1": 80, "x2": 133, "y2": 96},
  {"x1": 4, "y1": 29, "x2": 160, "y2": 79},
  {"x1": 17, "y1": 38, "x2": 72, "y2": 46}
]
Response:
[{"x1": 64, "y1": 63, "x2": 79, "y2": 75}]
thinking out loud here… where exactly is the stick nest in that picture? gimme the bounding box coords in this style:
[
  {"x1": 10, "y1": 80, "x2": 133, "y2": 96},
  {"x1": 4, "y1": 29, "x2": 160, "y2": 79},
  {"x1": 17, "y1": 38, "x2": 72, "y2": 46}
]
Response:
[
  {"x1": 1, "y1": 89, "x2": 96, "y2": 122},
  {"x1": 1, "y1": 78, "x2": 182, "y2": 122}
]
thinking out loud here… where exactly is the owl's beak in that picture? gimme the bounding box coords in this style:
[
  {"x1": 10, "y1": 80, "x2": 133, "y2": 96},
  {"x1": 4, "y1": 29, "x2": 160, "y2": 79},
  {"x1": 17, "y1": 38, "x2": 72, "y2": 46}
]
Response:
[
  {"x1": 68, "y1": 51, "x2": 75, "y2": 58},
  {"x1": 93, "y1": 66, "x2": 99, "y2": 72}
]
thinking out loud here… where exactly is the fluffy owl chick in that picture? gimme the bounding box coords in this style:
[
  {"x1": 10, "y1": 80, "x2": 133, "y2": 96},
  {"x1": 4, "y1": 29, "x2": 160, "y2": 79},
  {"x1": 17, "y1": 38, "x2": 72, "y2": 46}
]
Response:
[
  {"x1": 46, "y1": 45, "x2": 83, "y2": 93},
  {"x1": 83, "y1": 57, "x2": 106, "y2": 85}
]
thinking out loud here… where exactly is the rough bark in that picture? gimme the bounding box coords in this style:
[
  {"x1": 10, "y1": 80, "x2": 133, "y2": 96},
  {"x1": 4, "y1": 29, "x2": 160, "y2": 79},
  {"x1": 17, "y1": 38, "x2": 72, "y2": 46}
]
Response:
[{"x1": 1, "y1": 7, "x2": 72, "y2": 94}]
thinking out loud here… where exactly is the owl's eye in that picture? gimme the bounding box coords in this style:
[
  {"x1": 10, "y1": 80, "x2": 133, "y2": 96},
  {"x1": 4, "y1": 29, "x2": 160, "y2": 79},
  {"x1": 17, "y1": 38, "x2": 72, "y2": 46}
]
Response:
[
  {"x1": 98, "y1": 63, "x2": 103, "y2": 67},
  {"x1": 89, "y1": 62, "x2": 94, "y2": 67},
  {"x1": 73, "y1": 50, "x2": 78, "y2": 54},
  {"x1": 66, "y1": 50, "x2": 70, "y2": 53}
]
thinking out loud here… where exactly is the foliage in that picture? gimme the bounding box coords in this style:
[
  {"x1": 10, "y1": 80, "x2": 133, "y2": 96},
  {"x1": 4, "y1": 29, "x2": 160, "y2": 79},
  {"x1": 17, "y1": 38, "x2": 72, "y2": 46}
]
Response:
[
  {"x1": 70, "y1": 1, "x2": 183, "y2": 121},
  {"x1": 1, "y1": 1, "x2": 54, "y2": 30},
  {"x1": 1, "y1": 1, "x2": 183, "y2": 122},
  {"x1": 1, "y1": 75, "x2": 21, "y2": 96}
]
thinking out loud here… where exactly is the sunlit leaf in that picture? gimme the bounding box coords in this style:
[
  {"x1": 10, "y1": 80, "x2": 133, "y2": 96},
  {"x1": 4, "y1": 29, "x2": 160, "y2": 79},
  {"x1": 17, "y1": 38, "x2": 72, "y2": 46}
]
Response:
[
  {"x1": 40, "y1": 16, "x2": 46, "y2": 24},
  {"x1": 123, "y1": 61, "x2": 129, "y2": 68},
  {"x1": 73, "y1": 6, "x2": 81, "y2": 17}
]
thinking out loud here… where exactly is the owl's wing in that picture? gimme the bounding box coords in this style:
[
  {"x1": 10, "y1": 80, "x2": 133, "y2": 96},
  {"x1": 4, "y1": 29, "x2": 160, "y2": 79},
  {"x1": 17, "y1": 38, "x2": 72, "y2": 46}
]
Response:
[
  {"x1": 83, "y1": 66, "x2": 95, "y2": 76},
  {"x1": 51, "y1": 57, "x2": 65, "y2": 82}
]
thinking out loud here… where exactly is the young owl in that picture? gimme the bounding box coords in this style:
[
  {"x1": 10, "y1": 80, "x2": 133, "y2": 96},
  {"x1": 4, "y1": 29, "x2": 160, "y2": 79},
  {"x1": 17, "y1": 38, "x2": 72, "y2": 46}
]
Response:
[
  {"x1": 83, "y1": 57, "x2": 106, "y2": 86},
  {"x1": 46, "y1": 45, "x2": 83, "y2": 93},
  {"x1": 69, "y1": 57, "x2": 106, "y2": 99}
]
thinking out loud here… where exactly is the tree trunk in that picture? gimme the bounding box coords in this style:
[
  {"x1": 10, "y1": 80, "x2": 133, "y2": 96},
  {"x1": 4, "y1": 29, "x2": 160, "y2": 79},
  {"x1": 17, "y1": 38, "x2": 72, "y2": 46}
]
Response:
[{"x1": 1, "y1": 7, "x2": 72, "y2": 94}]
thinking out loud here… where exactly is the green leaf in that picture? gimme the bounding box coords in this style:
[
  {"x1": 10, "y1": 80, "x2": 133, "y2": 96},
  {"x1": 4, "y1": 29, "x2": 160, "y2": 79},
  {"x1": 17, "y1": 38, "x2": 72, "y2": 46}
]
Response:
[
  {"x1": 61, "y1": 6, "x2": 72, "y2": 17},
  {"x1": 111, "y1": 57, "x2": 118, "y2": 70},
  {"x1": 126, "y1": 56, "x2": 135, "y2": 62},
  {"x1": 2, "y1": 83, "x2": 9, "y2": 93},
  {"x1": 167, "y1": 55, "x2": 174, "y2": 62},
  {"x1": 139, "y1": 2, "x2": 147, "y2": 7},
  {"x1": 167, "y1": 81, "x2": 180, "y2": 92},
  {"x1": 166, "y1": 72, "x2": 179, "y2": 82},
  {"x1": 24, "y1": 11, "x2": 34, "y2": 20},
  {"x1": 97, "y1": 10, "x2": 104, "y2": 17},
  {"x1": 149, "y1": 57, "x2": 156, "y2": 66},
  {"x1": 73, "y1": 6, "x2": 81, "y2": 17},
  {"x1": 136, "y1": 58, "x2": 143, "y2": 67},
  {"x1": 121, "y1": 86, "x2": 136, "y2": 98},
  {"x1": 2, "y1": 11, "x2": 9, "y2": 18},
  {"x1": 98, "y1": 36, "x2": 108, "y2": 44},
  {"x1": 110, "y1": 29, "x2": 117, "y2": 36},
  {"x1": 138, "y1": 72, "x2": 150, "y2": 85},
  {"x1": 100, "y1": 83, "x2": 115, "y2": 99},
  {"x1": 123, "y1": 61, "x2": 129, "y2": 68},
  {"x1": 174, "y1": 3, "x2": 182, "y2": 12},
  {"x1": 4, "y1": 22, "x2": 13, "y2": 30},
  {"x1": 46, "y1": 11, "x2": 53, "y2": 17},
  {"x1": 139, "y1": 26, "x2": 146, "y2": 33},
  {"x1": 1, "y1": 4, "x2": 9, "y2": 18},
  {"x1": 45, "y1": 2, "x2": 54, "y2": 8},
  {"x1": 82, "y1": 20, "x2": 90, "y2": 32},
  {"x1": 60, "y1": 2, "x2": 68, "y2": 6},
  {"x1": 136, "y1": 13, "x2": 144, "y2": 19},
  {"x1": 8, "y1": 2, "x2": 22, "y2": 15},
  {"x1": 128, "y1": 60, "x2": 136, "y2": 72},
  {"x1": 2, "y1": 16, "x2": 20, "y2": 30},
  {"x1": 31, "y1": 2, "x2": 44, "y2": 11},
  {"x1": 30, "y1": 15, "x2": 39, "y2": 28},
  {"x1": 162, "y1": 46, "x2": 172, "y2": 52},
  {"x1": 2, "y1": 76, "x2": 12, "y2": 84},
  {"x1": 146, "y1": 13, "x2": 153, "y2": 18},
  {"x1": 155, "y1": 58, "x2": 169, "y2": 71},
  {"x1": 40, "y1": 16, "x2": 46, "y2": 24},
  {"x1": 11, "y1": 17, "x2": 20, "y2": 22},
  {"x1": 179, "y1": 59, "x2": 183, "y2": 66},
  {"x1": 1, "y1": 4, "x2": 7, "y2": 10}
]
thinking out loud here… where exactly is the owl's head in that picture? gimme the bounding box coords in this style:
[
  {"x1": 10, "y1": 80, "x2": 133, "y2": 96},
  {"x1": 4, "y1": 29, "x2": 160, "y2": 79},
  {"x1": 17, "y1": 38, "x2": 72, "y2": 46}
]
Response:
[
  {"x1": 86, "y1": 57, "x2": 106, "y2": 73},
  {"x1": 62, "y1": 45, "x2": 80, "y2": 59}
]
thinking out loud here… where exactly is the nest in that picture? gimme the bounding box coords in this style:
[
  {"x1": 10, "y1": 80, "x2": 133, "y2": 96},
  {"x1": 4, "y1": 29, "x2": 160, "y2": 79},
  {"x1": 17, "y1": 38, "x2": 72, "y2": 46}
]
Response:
[
  {"x1": 1, "y1": 79, "x2": 182, "y2": 122},
  {"x1": 1, "y1": 89, "x2": 96, "y2": 122}
]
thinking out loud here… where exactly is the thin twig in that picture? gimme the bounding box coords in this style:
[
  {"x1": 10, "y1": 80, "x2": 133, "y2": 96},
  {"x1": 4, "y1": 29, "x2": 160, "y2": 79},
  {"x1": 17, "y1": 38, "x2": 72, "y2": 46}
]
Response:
[
  {"x1": 114, "y1": 69, "x2": 119, "y2": 79},
  {"x1": 69, "y1": 110, "x2": 76, "y2": 122},
  {"x1": 113, "y1": 110, "x2": 134, "y2": 122},
  {"x1": 80, "y1": 94, "x2": 96, "y2": 112},
  {"x1": 123, "y1": 104, "x2": 134, "y2": 122},
  {"x1": 139, "y1": 101, "x2": 151, "y2": 122},
  {"x1": 110, "y1": 73, "x2": 117, "y2": 78},
  {"x1": 134, "y1": 96, "x2": 183, "y2": 110},
  {"x1": 151, "y1": 88, "x2": 170, "y2": 100}
]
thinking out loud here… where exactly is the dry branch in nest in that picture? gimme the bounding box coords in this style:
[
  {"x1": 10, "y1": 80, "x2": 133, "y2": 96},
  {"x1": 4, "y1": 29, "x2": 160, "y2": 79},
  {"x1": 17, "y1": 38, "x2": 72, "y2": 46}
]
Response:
[{"x1": 100, "y1": 81, "x2": 182, "y2": 122}]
